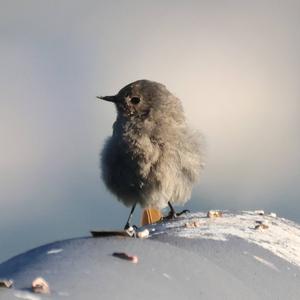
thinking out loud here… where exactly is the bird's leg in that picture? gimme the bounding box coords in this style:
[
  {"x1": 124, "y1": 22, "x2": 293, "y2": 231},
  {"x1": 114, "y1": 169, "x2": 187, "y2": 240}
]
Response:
[
  {"x1": 124, "y1": 202, "x2": 137, "y2": 230},
  {"x1": 167, "y1": 201, "x2": 177, "y2": 219},
  {"x1": 164, "y1": 201, "x2": 190, "y2": 219}
]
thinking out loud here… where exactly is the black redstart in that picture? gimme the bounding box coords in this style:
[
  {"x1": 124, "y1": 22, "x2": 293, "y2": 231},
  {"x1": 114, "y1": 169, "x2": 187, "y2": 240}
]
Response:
[{"x1": 98, "y1": 80, "x2": 204, "y2": 229}]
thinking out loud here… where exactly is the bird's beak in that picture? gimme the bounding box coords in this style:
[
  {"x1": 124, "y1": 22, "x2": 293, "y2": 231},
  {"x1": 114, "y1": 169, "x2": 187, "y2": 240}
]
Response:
[{"x1": 97, "y1": 95, "x2": 119, "y2": 103}]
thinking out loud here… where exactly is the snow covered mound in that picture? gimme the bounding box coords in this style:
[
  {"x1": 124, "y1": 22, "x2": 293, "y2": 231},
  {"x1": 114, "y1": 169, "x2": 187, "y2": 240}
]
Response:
[
  {"x1": 0, "y1": 211, "x2": 300, "y2": 300},
  {"x1": 155, "y1": 210, "x2": 300, "y2": 267}
]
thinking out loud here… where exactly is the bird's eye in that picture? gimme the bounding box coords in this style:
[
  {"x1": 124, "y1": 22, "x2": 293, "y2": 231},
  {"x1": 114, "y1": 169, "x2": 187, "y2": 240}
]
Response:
[{"x1": 130, "y1": 97, "x2": 140, "y2": 104}]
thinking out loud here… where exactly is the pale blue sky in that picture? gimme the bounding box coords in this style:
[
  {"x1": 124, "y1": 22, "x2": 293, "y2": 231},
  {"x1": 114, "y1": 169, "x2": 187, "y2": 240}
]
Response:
[{"x1": 1, "y1": 0, "x2": 300, "y2": 262}]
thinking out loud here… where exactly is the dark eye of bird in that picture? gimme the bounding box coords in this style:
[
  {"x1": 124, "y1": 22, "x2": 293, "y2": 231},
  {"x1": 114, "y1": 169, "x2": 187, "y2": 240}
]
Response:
[{"x1": 131, "y1": 97, "x2": 140, "y2": 104}]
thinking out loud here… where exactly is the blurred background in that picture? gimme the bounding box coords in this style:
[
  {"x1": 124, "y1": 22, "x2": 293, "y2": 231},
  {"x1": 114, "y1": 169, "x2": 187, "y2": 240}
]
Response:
[{"x1": 0, "y1": 0, "x2": 299, "y2": 263}]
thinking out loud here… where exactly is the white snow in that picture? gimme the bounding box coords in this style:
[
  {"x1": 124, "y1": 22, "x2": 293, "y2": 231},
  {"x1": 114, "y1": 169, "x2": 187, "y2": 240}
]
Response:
[
  {"x1": 162, "y1": 273, "x2": 172, "y2": 280},
  {"x1": 253, "y1": 255, "x2": 279, "y2": 271},
  {"x1": 14, "y1": 291, "x2": 41, "y2": 300},
  {"x1": 47, "y1": 249, "x2": 63, "y2": 255},
  {"x1": 163, "y1": 211, "x2": 300, "y2": 267},
  {"x1": 1, "y1": 213, "x2": 300, "y2": 300},
  {"x1": 58, "y1": 291, "x2": 70, "y2": 297}
]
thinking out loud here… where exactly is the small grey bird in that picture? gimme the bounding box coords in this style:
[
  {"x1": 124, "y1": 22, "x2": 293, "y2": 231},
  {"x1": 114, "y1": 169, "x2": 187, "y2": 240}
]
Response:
[{"x1": 98, "y1": 80, "x2": 204, "y2": 229}]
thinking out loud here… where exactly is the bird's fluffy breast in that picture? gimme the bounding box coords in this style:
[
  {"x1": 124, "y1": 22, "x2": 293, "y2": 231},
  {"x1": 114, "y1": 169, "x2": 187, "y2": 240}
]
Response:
[{"x1": 101, "y1": 119, "x2": 203, "y2": 209}]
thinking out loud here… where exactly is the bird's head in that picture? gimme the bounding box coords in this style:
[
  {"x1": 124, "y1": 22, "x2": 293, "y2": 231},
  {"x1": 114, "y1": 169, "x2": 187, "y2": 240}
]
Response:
[{"x1": 98, "y1": 80, "x2": 184, "y2": 122}]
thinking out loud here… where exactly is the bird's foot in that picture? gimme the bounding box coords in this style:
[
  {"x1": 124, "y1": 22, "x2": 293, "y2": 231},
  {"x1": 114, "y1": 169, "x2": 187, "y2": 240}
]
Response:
[
  {"x1": 163, "y1": 209, "x2": 190, "y2": 220},
  {"x1": 176, "y1": 209, "x2": 190, "y2": 217},
  {"x1": 124, "y1": 224, "x2": 138, "y2": 237}
]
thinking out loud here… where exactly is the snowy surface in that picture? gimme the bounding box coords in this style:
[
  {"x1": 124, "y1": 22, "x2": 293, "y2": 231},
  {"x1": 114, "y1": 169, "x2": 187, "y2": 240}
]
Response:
[
  {"x1": 160, "y1": 211, "x2": 300, "y2": 267},
  {"x1": 0, "y1": 211, "x2": 300, "y2": 299}
]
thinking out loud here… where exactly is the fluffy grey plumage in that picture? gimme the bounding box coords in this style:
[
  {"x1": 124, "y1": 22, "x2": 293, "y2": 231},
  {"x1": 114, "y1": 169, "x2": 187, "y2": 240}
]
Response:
[{"x1": 100, "y1": 80, "x2": 204, "y2": 210}]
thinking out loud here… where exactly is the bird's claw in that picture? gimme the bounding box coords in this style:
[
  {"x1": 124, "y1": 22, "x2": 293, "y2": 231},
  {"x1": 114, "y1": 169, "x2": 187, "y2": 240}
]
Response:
[
  {"x1": 163, "y1": 209, "x2": 190, "y2": 220},
  {"x1": 124, "y1": 225, "x2": 138, "y2": 237},
  {"x1": 176, "y1": 209, "x2": 190, "y2": 216}
]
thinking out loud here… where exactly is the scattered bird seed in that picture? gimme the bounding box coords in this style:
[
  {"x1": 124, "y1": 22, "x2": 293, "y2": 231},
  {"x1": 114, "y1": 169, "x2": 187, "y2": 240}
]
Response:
[
  {"x1": 184, "y1": 221, "x2": 201, "y2": 228},
  {"x1": 137, "y1": 229, "x2": 149, "y2": 238},
  {"x1": 0, "y1": 279, "x2": 13, "y2": 288},
  {"x1": 207, "y1": 210, "x2": 223, "y2": 218},
  {"x1": 112, "y1": 252, "x2": 138, "y2": 263},
  {"x1": 32, "y1": 277, "x2": 50, "y2": 294}
]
